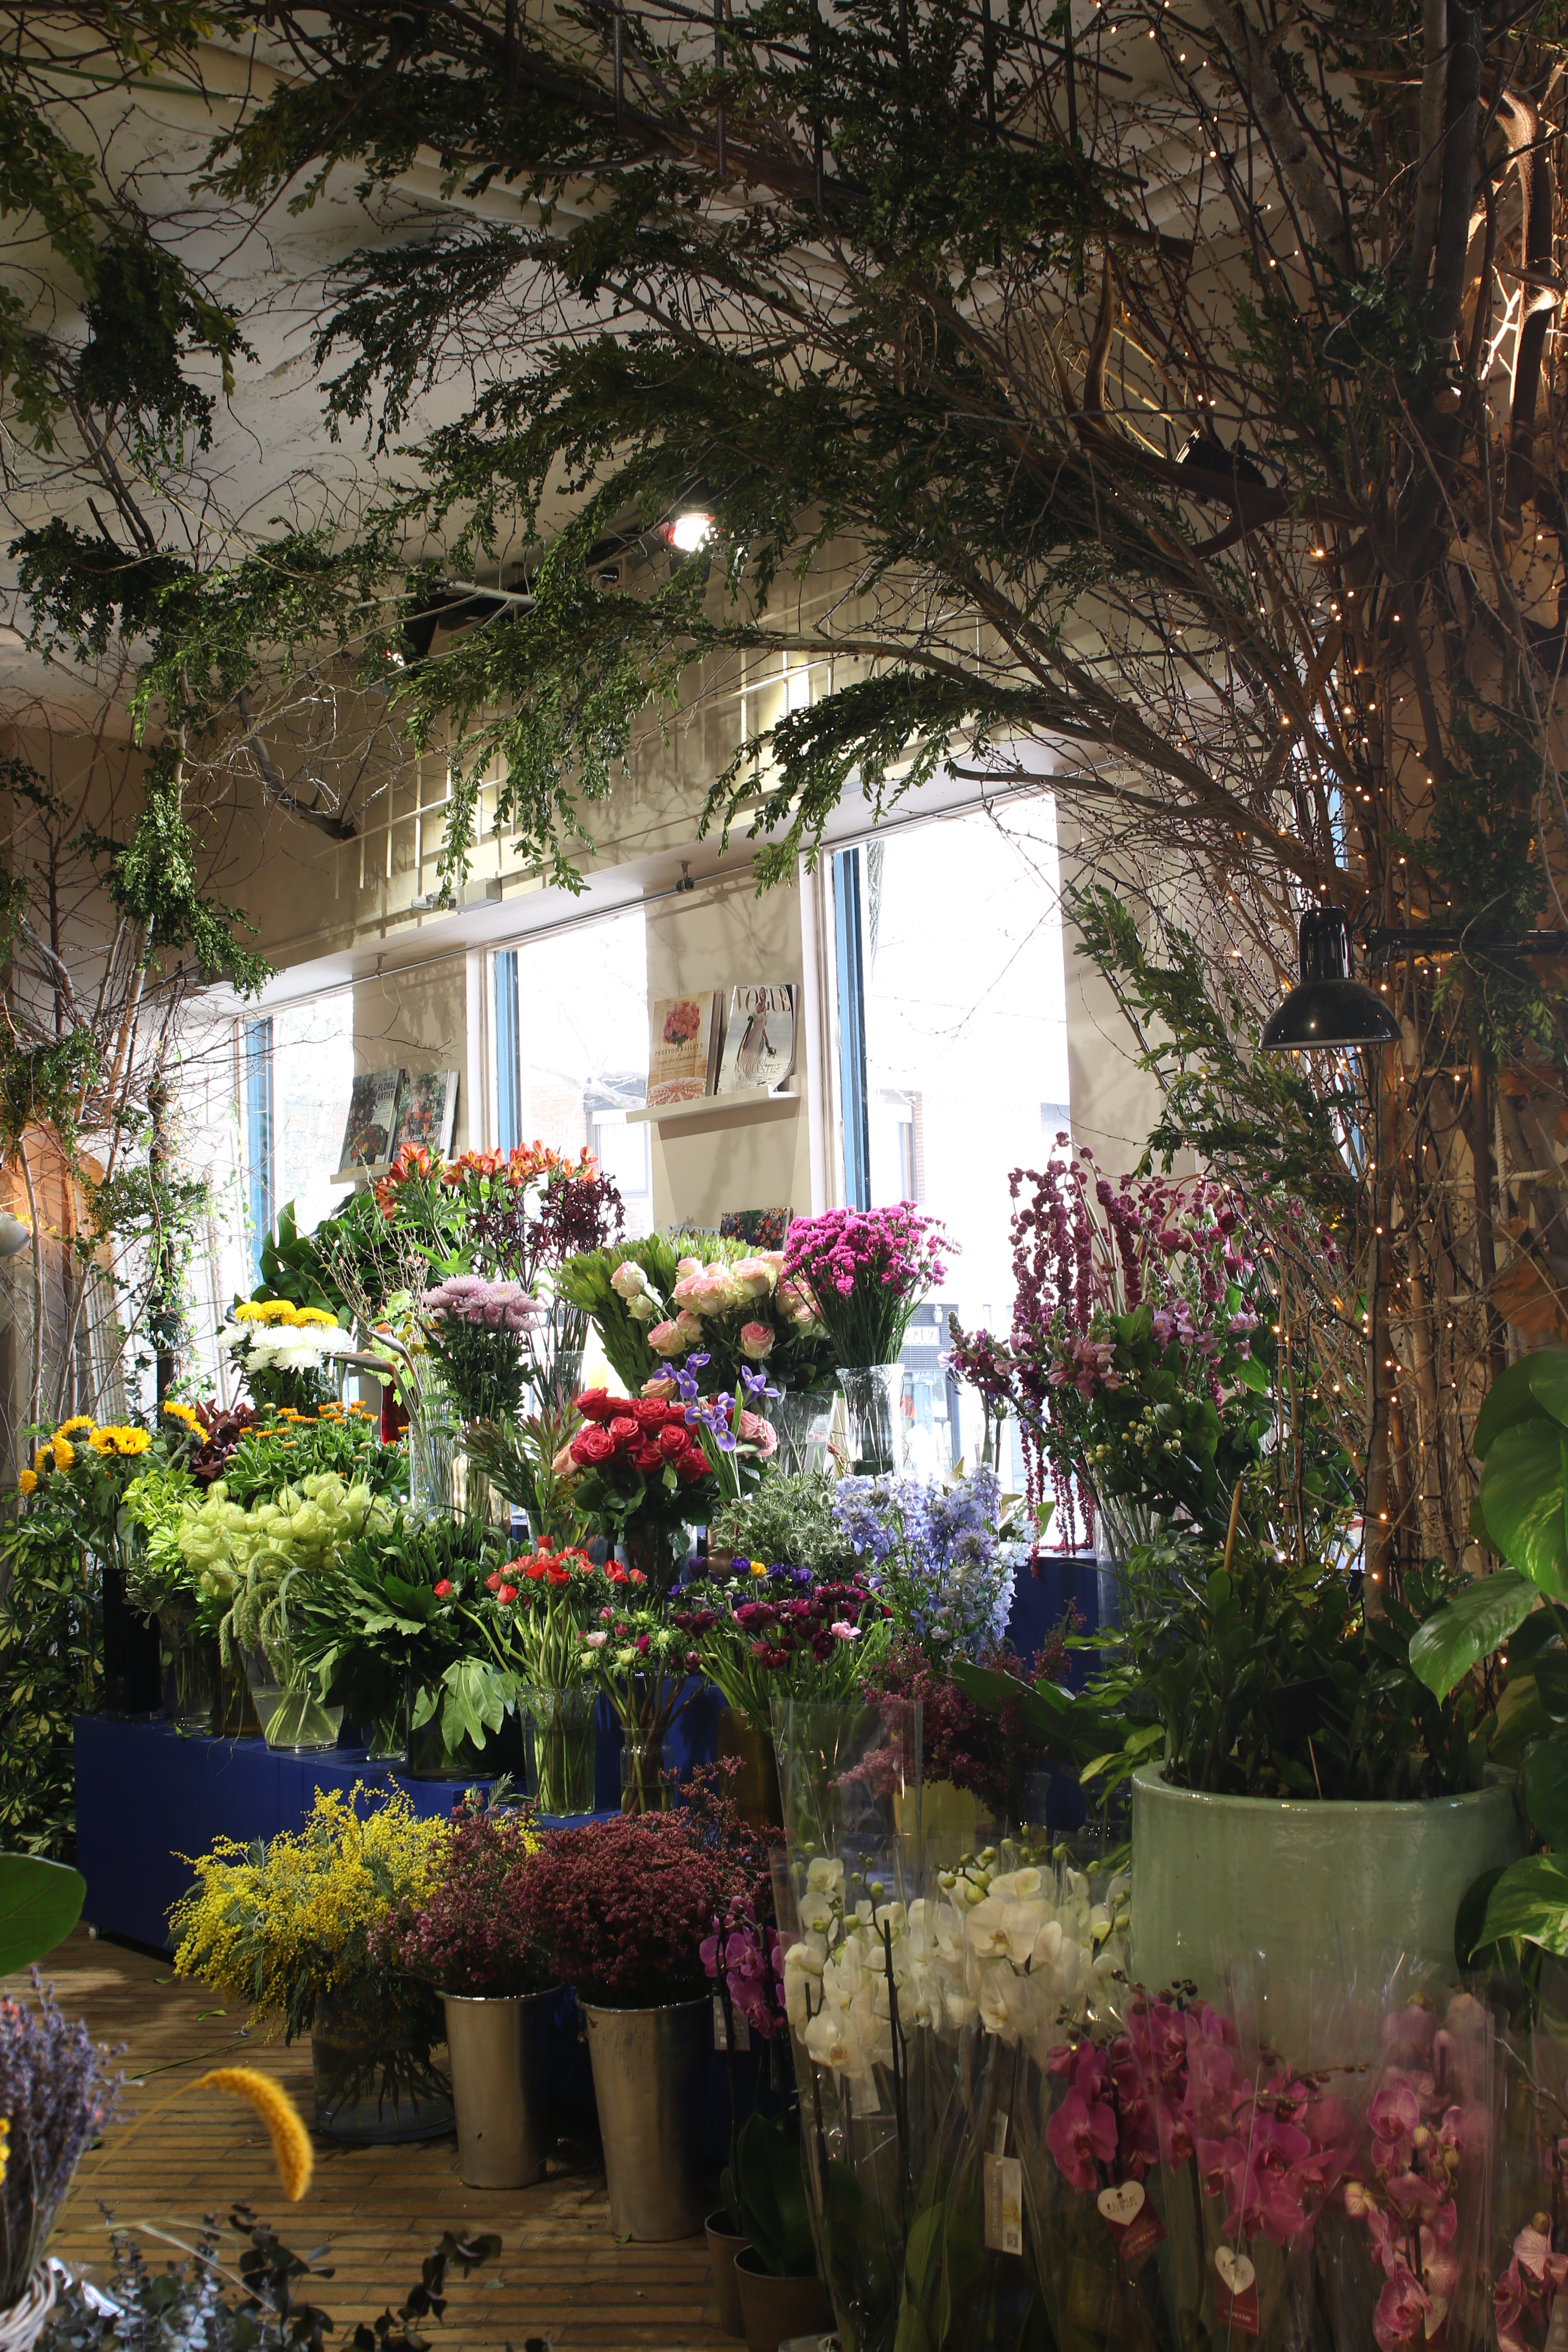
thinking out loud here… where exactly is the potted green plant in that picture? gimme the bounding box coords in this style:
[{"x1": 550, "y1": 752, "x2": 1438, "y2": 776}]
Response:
[
  {"x1": 377, "y1": 1797, "x2": 558, "y2": 2188},
  {"x1": 959, "y1": 1489, "x2": 1522, "y2": 2053},
  {"x1": 1409, "y1": 1345, "x2": 1568, "y2": 1972},
  {"x1": 518, "y1": 1771, "x2": 774, "y2": 2240},
  {"x1": 169, "y1": 1782, "x2": 453, "y2": 2144}
]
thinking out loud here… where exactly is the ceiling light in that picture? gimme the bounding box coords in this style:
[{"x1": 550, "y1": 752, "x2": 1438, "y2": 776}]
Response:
[
  {"x1": 0, "y1": 1212, "x2": 32, "y2": 1258},
  {"x1": 668, "y1": 510, "x2": 715, "y2": 554}
]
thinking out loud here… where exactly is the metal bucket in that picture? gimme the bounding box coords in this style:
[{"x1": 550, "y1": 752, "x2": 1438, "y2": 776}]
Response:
[
  {"x1": 443, "y1": 1988, "x2": 557, "y2": 2187},
  {"x1": 581, "y1": 1998, "x2": 708, "y2": 2239}
]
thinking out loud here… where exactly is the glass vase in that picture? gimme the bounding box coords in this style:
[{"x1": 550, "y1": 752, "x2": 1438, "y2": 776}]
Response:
[
  {"x1": 157, "y1": 1601, "x2": 218, "y2": 1732},
  {"x1": 365, "y1": 1686, "x2": 411, "y2": 1764},
  {"x1": 407, "y1": 1401, "x2": 461, "y2": 1521},
  {"x1": 212, "y1": 1651, "x2": 261, "y2": 1738},
  {"x1": 767, "y1": 1387, "x2": 833, "y2": 1476},
  {"x1": 620, "y1": 1728, "x2": 669, "y2": 1814},
  {"x1": 242, "y1": 1647, "x2": 343, "y2": 1754},
  {"x1": 523, "y1": 1684, "x2": 597, "y2": 1816},
  {"x1": 310, "y1": 1975, "x2": 453, "y2": 2144},
  {"x1": 832, "y1": 1362, "x2": 908, "y2": 1476}
]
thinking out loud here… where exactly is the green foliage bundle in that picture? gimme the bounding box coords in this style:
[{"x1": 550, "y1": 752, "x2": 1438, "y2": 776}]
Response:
[
  {"x1": 708, "y1": 1470, "x2": 860, "y2": 1577},
  {"x1": 0, "y1": 1513, "x2": 98, "y2": 1859}
]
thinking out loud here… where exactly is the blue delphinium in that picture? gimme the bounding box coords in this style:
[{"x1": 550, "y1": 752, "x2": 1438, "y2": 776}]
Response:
[{"x1": 832, "y1": 1467, "x2": 1012, "y2": 1660}]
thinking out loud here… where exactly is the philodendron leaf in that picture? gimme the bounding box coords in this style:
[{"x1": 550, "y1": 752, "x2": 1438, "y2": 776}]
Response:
[
  {"x1": 0, "y1": 1852, "x2": 86, "y2": 1976},
  {"x1": 1480, "y1": 1854, "x2": 1568, "y2": 1955},
  {"x1": 1475, "y1": 1350, "x2": 1568, "y2": 1458},
  {"x1": 1525, "y1": 1740, "x2": 1568, "y2": 1848},
  {"x1": 1408, "y1": 1570, "x2": 1537, "y2": 1697},
  {"x1": 1479, "y1": 1420, "x2": 1568, "y2": 1598}
]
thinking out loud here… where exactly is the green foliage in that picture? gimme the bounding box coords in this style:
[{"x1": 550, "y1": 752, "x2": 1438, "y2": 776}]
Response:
[
  {"x1": 722, "y1": 2108, "x2": 818, "y2": 2279},
  {"x1": 0, "y1": 1510, "x2": 99, "y2": 1859},
  {"x1": 1081, "y1": 1528, "x2": 1484, "y2": 1802},
  {"x1": 74, "y1": 235, "x2": 247, "y2": 458},
  {"x1": 254, "y1": 1200, "x2": 350, "y2": 1317},
  {"x1": 83, "y1": 747, "x2": 268, "y2": 992},
  {"x1": 1409, "y1": 1569, "x2": 1538, "y2": 1699},
  {"x1": 1469, "y1": 1348, "x2": 1568, "y2": 1598},
  {"x1": 709, "y1": 1471, "x2": 859, "y2": 1577},
  {"x1": 0, "y1": 1852, "x2": 86, "y2": 1975},
  {"x1": 1067, "y1": 883, "x2": 1361, "y2": 1233}
]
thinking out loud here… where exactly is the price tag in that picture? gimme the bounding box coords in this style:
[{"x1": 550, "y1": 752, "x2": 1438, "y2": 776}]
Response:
[
  {"x1": 1214, "y1": 2247, "x2": 1259, "y2": 2337},
  {"x1": 1096, "y1": 2178, "x2": 1167, "y2": 2262},
  {"x1": 983, "y1": 2153, "x2": 1023, "y2": 2255},
  {"x1": 714, "y1": 1998, "x2": 750, "y2": 2052}
]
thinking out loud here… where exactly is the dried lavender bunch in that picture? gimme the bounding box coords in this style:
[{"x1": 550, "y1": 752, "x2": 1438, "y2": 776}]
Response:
[{"x1": 0, "y1": 1975, "x2": 120, "y2": 2305}]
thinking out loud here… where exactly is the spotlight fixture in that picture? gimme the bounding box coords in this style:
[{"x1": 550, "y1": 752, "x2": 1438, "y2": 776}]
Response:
[
  {"x1": 674, "y1": 861, "x2": 696, "y2": 894},
  {"x1": 1260, "y1": 907, "x2": 1401, "y2": 1051},
  {"x1": 667, "y1": 509, "x2": 715, "y2": 554},
  {"x1": 0, "y1": 1211, "x2": 31, "y2": 1259}
]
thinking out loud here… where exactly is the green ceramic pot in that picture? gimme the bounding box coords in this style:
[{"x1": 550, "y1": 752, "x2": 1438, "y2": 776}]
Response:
[{"x1": 1130, "y1": 1764, "x2": 1525, "y2": 2057}]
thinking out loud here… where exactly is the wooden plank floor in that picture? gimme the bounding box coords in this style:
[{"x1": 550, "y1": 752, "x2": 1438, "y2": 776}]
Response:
[{"x1": 11, "y1": 1928, "x2": 734, "y2": 2352}]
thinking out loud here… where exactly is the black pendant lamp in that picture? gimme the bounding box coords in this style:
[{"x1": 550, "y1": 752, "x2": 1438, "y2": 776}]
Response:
[{"x1": 1260, "y1": 907, "x2": 1401, "y2": 1051}]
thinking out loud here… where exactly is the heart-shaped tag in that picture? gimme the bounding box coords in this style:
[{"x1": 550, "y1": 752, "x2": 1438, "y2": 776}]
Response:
[
  {"x1": 1097, "y1": 2182, "x2": 1146, "y2": 2228},
  {"x1": 1424, "y1": 2297, "x2": 1449, "y2": 2340},
  {"x1": 1216, "y1": 2249, "x2": 1256, "y2": 2296}
]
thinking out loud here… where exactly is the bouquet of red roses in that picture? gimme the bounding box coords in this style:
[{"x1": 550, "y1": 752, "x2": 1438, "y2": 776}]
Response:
[{"x1": 554, "y1": 1387, "x2": 717, "y2": 1580}]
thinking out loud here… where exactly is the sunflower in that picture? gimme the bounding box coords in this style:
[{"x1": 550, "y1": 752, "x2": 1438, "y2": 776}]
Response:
[
  {"x1": 162, "y1": 1399, "x2": 202, "y2": 1430},
  {"x1": 91, "y1": 1425, "x2": 152, "y2": 1458},
  {"x1": 42, "y1": 1437, "x2": 75, "y2": 1472},
  {"x1": 56, "y1": 1415, "x2": 95, "y2": 1438}
]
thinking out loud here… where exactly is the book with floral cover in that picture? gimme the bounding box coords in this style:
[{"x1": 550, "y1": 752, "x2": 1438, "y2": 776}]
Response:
[
  {"x1": 715, "y1": 981, "x2": 796, "y2": 1094},
  {"x1": 337, "y1": 1068, "x2": 403, "y2": 1173},
  {"x1": 647, "y1": 992, "x2": 722, "y2": 1105},
  {"x1": 391, "y1": 1067, "x2": 459, "y2": 1161}
]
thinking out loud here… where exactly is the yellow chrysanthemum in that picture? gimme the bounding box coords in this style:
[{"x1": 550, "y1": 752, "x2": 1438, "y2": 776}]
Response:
[
  {"x1": 292, "y1": 1307, "x2": 333, "y2": 1329},
  {"x1": 237, "y1": 1299, "x2": 294, "y2": 1325},
  {"x1": 56, "y1": 1415, "x2": 95, "y2": 1438},
  {"x1": 193, "y1": 2069, "x2": 312, "y2": 2201},
  {"x1": 16, "y1": 1468, "x2": 36, "y2": 1496},
  {"x1": 162, "y1": 1400, "x2": 201, "y2": 1430}
]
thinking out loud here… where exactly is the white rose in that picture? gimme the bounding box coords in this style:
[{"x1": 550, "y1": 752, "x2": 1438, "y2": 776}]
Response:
[{"x1": 610, "y1": 1261, "x2": 649, "y2": 1299}]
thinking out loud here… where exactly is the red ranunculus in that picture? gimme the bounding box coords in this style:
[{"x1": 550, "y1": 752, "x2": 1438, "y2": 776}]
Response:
[
  {"x1": 524, "y1": 1557, "x2": 548, "y2": 1580},
  {"x1": 657, "y1": 1423, "x2": 689, "y2": 1459},
  {"x1": 433, "y1": 1578, "x2": 452, "y2": 1598},
  {"x1": 631, "y1": 1438, "x2": 665, "y2": 1472},
  {"x1": 570, "y1": 1425, "x2": 616, "y2": 1467},
  {"x1": 629, "y1": 1568, "x2": 647, "y2": 1585},
  {"x1": 545, "y1": 1563, "x2": 570, "y2": 1586},
  {"x1": 606, "y1": 1563, "x2": 628, "y2": 1584},
  {"x1": 573, "y1": 1388, "x2": 619, "y2": 1423},
  {"x1": 608, "y1": 1414, "x2": 638, "y2": 1445},
  {"x1": 496, "y1": 1583, "x2": 518, "y2": 1604},
  {"x1": 485, "y1": 1569, "x2": 502, "y2": 1590},
  {"x1": 631, "y1": 1397, "x2": 671, "y2": 1430}
]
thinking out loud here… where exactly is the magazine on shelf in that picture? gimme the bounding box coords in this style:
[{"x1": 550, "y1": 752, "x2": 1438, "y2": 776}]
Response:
[
  {"x1": 336, "y1": 1069, "x2": 403, "y2": 1174},
  {"x1": 647, "y1": 992, "x2": 722, "y2": 1106},
  {"x1": 715, "y1": 982, "x2": 797, "y2": 1094},
  {"x1": 391, "y1": 1069, "x2": 460, "y2": 1162},
  {"x1": 718, "y1": 1207, "x2": 793, "y2": 1250}
]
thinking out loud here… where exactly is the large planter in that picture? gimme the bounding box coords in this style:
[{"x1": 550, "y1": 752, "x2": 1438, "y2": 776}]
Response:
[
  {"x1": 0, "y1": 2266, "x2": 57, "y2": 2352},
  {"x1": 580, "y1": 1998, "x2": 709, "y2": 2240},
  {"x1": 733, "y1": 2248, "x2": 833, "y2": 2352},
  {"x1": 704, "y1": 2209, "x2": 750, "y2": 2337},
  {"x1": 443, "y1": 1988, "x2": 557, "y2": 2187},
  {"x1": 310, "y1": 1978, "x2": 453, "y2": 2144},
  {"x1": 1130, "y1": 1764, "x2": 1526, "y2": 2054}
]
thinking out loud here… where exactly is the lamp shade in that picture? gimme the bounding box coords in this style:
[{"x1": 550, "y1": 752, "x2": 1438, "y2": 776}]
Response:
[{"x1": 1260, "y1": 908, "x2": 1401, "y2": 1051}]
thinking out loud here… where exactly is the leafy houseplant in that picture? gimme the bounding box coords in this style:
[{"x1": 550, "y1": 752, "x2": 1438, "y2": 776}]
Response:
[
  {"x1": 169, "y1": 1784, "x2": 452, "y2": 2143},
  {"x1": 1411, "y1": 1348, "x2": 1568, "y2": 1967}
]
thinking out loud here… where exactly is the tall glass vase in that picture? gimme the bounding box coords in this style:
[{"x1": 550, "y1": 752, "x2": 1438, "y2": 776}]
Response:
[
  {"x1": 407, "y1": 1400, "x2": 460, "y2": 1521},
  {"x1": 832, "y1": 1362, "x2": 908, "y2": 1477},
  {"x1": 768, "y1": 1387, "x2": 833, "y2": 1476},
  {"x1": 522, "y1": 1684, "x2": 597, "y2": 1815}
]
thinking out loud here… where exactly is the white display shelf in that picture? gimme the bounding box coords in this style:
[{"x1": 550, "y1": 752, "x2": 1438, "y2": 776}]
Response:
[{"x1": 627, "y1": 1088, "x2": 800, "y2": 1128}]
